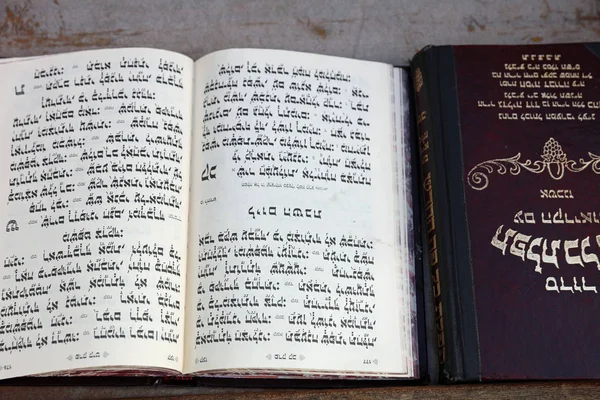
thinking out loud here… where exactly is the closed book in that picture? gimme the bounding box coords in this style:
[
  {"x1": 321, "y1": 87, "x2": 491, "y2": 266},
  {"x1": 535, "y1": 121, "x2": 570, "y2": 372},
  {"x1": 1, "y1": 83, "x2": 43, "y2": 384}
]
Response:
[{"x1": 412, "y1": 43, "x2": 600, "y2": 382}]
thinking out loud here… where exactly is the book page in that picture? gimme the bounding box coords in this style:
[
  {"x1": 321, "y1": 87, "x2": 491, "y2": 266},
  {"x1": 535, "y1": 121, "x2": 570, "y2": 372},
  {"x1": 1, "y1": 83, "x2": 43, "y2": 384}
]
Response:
[
  {"x1": 184, "y1": 49, "x2": 415, "y2": 377},
  {"x1": 0, "y1": 48, "x2": 193, "y2": 379}
]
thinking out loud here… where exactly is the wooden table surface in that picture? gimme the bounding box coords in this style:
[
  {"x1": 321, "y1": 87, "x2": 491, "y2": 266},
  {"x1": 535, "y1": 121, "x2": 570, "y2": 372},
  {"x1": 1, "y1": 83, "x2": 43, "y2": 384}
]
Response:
[
  {"x1": 2, "y1": 381, "x2": 600, "y2": 399},
  {"x1": 1, "y1": 0, "x2": 599, "y2": 398}
]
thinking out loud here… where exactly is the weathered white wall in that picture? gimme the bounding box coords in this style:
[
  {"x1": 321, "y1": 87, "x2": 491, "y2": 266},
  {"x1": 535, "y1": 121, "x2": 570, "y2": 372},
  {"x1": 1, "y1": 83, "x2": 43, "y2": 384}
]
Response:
[{"x1": 0, "y1": 0, "x2": 598, "y2": 65}]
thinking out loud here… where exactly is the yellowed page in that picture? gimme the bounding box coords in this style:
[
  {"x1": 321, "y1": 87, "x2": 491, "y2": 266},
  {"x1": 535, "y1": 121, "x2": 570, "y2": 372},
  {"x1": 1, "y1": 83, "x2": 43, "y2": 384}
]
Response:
[
  {"x1": 184, "y1": 49, "x2": 415, "y2": 377},
  {"x1": 0, "y1": 48, "x2": 193, "y2": 379}
]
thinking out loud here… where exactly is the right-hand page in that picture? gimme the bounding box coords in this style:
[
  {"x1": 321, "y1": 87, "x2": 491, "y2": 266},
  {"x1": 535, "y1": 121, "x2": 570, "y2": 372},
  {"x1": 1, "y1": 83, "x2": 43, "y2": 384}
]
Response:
[{"x1": 184, "y1": 49, "x2": 415, "y2": 377}]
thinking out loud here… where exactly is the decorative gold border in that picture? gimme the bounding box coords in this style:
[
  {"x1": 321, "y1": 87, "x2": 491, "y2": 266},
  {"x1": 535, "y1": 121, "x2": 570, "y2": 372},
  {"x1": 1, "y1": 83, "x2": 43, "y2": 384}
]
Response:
[
  {"x1": 467, "y1": 138, "x2": 600, "y2": 190},
  {"x1": 414, "y1": 68, "x2": 423, "y2": 93}
]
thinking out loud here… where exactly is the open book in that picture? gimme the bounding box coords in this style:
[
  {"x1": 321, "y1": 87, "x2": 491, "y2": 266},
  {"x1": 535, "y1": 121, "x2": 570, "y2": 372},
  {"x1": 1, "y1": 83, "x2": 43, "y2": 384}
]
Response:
[{"x1": 0, "y1": 47, "x2": 419, "y2": 380}]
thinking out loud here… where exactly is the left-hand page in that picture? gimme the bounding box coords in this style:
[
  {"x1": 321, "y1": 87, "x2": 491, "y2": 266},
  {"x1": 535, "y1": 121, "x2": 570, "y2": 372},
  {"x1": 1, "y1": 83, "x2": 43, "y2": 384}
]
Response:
[{"x1": 0, "y1": 48, "x2": 193, "y2": 379}]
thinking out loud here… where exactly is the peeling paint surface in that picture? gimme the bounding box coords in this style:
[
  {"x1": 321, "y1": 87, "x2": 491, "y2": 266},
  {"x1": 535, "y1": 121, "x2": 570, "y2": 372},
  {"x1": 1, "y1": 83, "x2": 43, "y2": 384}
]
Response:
[{"x1": 0, "y1": 0, "x2": 598, "y2": 65}]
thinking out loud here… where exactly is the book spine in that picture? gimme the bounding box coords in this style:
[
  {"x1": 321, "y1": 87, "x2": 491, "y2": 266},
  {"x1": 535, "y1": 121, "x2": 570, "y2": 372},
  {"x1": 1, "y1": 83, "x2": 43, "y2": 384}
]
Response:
[
  {"x1": 410, "y1": 48, "x2": 448, "y2": 378},
  {"x1": 411, "y1": 47, "x2": 481, "y2": 383}
]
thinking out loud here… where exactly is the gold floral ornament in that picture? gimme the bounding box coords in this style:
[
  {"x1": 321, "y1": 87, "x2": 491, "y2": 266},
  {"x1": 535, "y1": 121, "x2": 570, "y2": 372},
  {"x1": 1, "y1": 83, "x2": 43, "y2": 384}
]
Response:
[
  {"x1": 414, "y1": 68, "x2": 423, "y2": 93},
  {"x1": 467, "y1": 137, "x2": 600, "y2": 190}
]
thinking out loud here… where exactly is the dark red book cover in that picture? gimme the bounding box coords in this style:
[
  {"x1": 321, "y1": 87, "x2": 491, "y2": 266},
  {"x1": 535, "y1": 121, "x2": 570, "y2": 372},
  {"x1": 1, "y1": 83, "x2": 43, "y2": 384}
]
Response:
[{"x1": 412, "y1": 43, "x2": 600, "y2": 382}]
